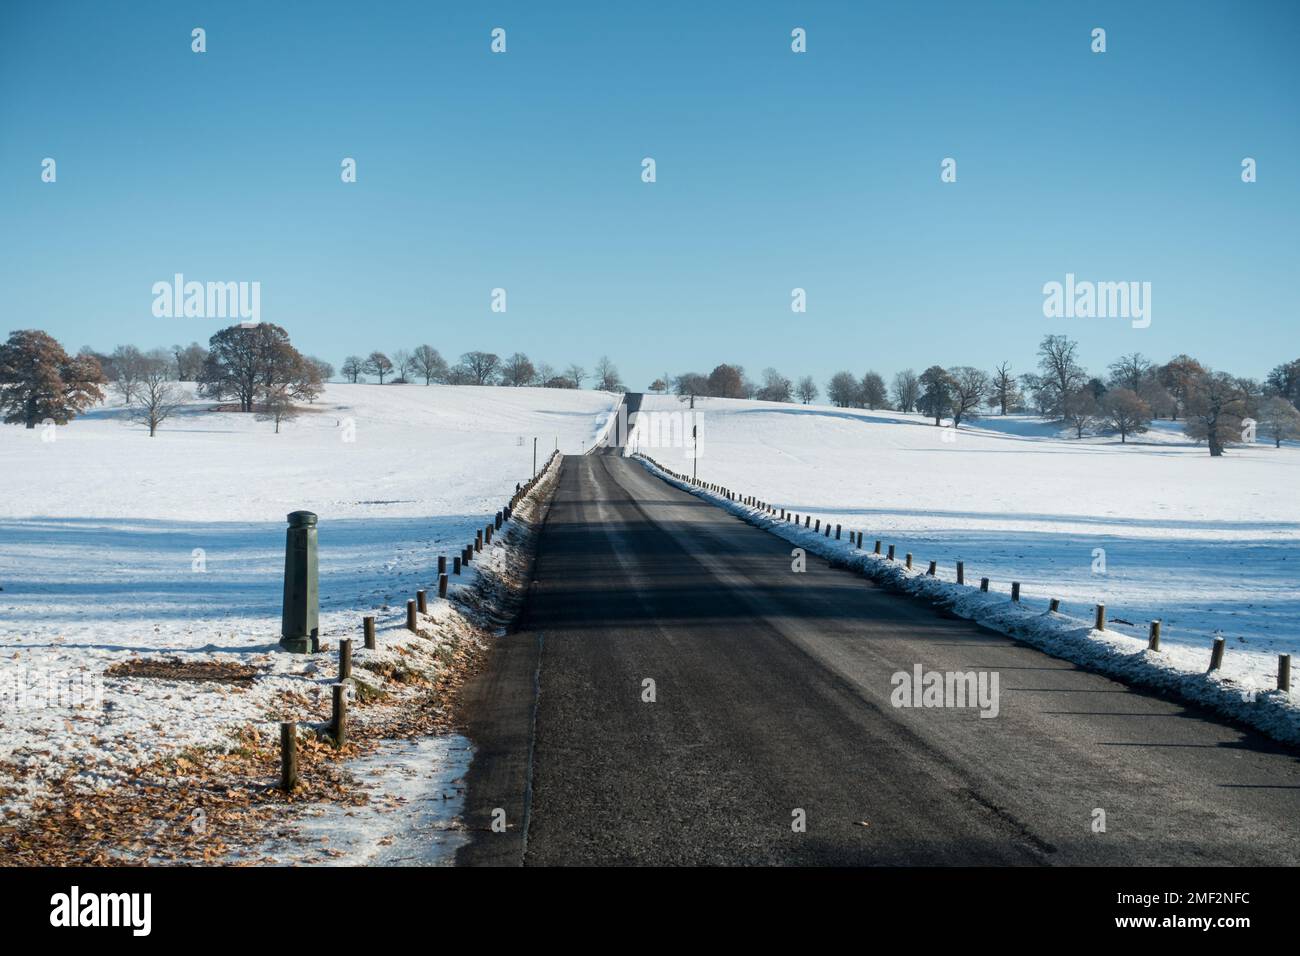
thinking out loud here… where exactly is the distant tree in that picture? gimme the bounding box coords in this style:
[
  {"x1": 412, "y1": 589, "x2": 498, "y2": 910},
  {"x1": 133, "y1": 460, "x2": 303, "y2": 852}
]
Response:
[
  {"x1": 1106, "y1": 352, "x2": 1154, "y2": 393},
  {"x1": 917, "y1": 365, "x2": 954, "y2": 425},
  {"x1": 0, "y1": 329, "x2": 107, "y2": 428},
  {"x1": 595, "y1": 355, "x2": 622, "y2": 391},
  {"x1": 544, "y1": 375, "x2": 576, "y2": 389},
  {"x1": 1037, "y1": 335, "x2": 1088, "y2": 415},
  {"x1": 392, "y1": 349, "x2": 414, "y2": 382},
  {"x1": 460, "y1": 351, "x2": 500, "y2": 386},
  {"x1": 1258, "y1": 396, "x2": 1300, "y2": 448},
  {"x1": 341, "y1": 355, "x2": 364, "y2": 383},
  {"x1": 675, "y1": 372, "x2": 709, "y2": 397},
  {"x1": 1158, "y1": 354, "x2": 1206, "y2": 421},
  {"x1": 128, "y1": 351, "x2": 185, "y2": 437},
  {"x1": 363, "y1": 351, "x2": 394, "y2": 384},
  {"x1": 1184, "y1": 370, "x2": 1247, "y2": 456},
  {"x1": 535, "y1": 363, "x2": 556, "y2": 386},
  {"x1": 172, "y1": 342, "x2": 209, "y2": 382},
  {"x1": 1017, "y1": 372, "x2": 1052, "y2": 415},
  {"x1": 704, "y1": 363, "x2": 744, "y2": 399},
  {"x1": 565, "y1": 364, "x2": 586, "y2": 389},
  {"x1": 110, "y1": 345, "x2": 147, "y2": 404},
  {"x1": 826, "y1": 371, "x2": 859, "y2": 407},
  {"x1": 308, "y1": 356, "x2": 334, "y2": 384},
  {"x1": 756, "y1": 368, "x2": 792, "y2": 403},
  {"x1": 293, "y1": 357, "x2": 326, "y2": 404},
  {"x1": 988, "y1": 362, "x2": 1019, "y2": 415},
  {"x1": 201, "y1": 324, "x2": 302, "y2": 412},
  {"x1": 891, "y1": 369, "x2": 919, "y2": 413},
  {"x1": 1236, "y1": 377, "x2": 1265, "y2": 419},
  {"x1": 1100, "y1": 387, "x2": 1151, "y2": 443},
  {"x1": 256, "y1": 384, "x2": 298, "y2": 434},
  {"x1": 502, "y1": 352, "x2": 537, "y2": 387},
  {"x1": 947, "y1": 366, "x2": 989, "y2": 427},
  {"x1": 648, "y1": 378, "x2": 669, "y2": 394},
  {"x1": 1062, "y1": 386, "x2": 1101, "y2": 439},
  {"x1": 409, "y1": 345, "x2": 447, "y2": 385},
  {"x1": 1265, "y1": 359, "x2": 1300, "y2": 408},
  {"x1": 444, "y1": 364, "x2": 475, "y2": 385},
  {"x1": 858, "y1": 371, "x2": 888, "y2": 410},
  {"x1": 796, "y1": 375, "x2": 818, "y2": 404}
]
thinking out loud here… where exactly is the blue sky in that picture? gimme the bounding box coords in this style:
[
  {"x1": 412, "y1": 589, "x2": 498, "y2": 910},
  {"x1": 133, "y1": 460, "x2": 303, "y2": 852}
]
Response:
[{"x1": 1, "y1": 0, "x2": 1296, "y2": 389}]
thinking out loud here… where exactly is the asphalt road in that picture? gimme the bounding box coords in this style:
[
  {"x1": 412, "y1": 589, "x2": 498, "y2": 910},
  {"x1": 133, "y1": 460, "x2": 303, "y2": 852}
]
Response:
[{"x1": 457, "y1": 451, "x2": 1300, "y2": 866}]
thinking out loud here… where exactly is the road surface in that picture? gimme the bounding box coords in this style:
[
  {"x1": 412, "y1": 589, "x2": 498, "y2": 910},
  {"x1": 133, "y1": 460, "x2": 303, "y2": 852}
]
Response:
[{"x1": 457, "y1": 451, "x2": 1300, "y2": 865}]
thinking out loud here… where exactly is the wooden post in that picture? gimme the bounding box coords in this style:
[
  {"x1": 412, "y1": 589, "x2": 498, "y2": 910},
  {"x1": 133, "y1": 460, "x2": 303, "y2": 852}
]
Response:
[
  {"x1": 1094, "y1": 604, "x2": 1106, "y2": 631},
  {"x1": 331, "y1": 684, "x2": 347, "y2": 747},
  {"x1": 980, "y1": 577, "x2": 989, "y2": 592},
  {"x1": 1049, "y1": 598, "x2": 1060, "y2": 612},
  {"x1": 1148, "y1": 620, "x2": 1161, "y2": 651},
  {"x1": 874, "y1": 540, "x2": 881, "y2": 555},
  {"x1": 1279, "y1": 654, "x2": 1291, "y2": 692},
  {"x1": 417, "y1": 589, "x2": 428, "y2": 614},
  {"x1": 1209, "y1": 637, "x2": 1225, "y2": 672},
  {"x1": 836, "y1": 524, "x2": 841, "y2": 540},
  {"x1": 339, "y1": 638, "x2": 352, "y2": 680},
  {"x1": 927, "y1": 560, "x2": 936, "y2": 576},
  {"x1": 956, "y1": 561, "x2": 964, "y2": 585},
  {"x1": 887, "y1": 544, "x2": 895, "y2": 561},
  {"x1": 905, "y1": 553, "x2": 912, "y2": 569},
  {"x1": 475, "y1": 530, "x2": 483, "y2": 552},
  {"x1": 280, "y1": 722, "x2": 298, "y2": 791},
  {"x1": 363, "y1": 615, "x2": 376, "y2": 650},
  {"x1": 439, "y1": 573, "x2": 448, "y2": 598},
  {"x1": 438, "y1": 555, "x2": 446, "y2": 575},
  {"x1": 1011, "y1": 582, "x2": 1020, "y2": 603},
  {"x1": 406, "y1": 600, "x2": 417, "y2": 632},
  {"x1": 453, "y1": 555, "x2": 462, "y2": 575}
]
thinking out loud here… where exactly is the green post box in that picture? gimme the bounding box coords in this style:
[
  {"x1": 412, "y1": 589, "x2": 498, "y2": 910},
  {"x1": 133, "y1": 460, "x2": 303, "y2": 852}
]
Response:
[{"x1": 280, "y1": 510, "x2": 319, "y2": 653}]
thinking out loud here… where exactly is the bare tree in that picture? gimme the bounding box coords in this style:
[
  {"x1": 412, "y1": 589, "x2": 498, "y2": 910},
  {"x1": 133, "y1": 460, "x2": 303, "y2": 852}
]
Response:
[
  {"x1": 1184, "y1": 370, "x2": 1247, "y2": 456},
  {"x1": 1101, "y1": 387, "x2": 1151, "y2": 443},
  {"x1": 594, "y1": 356, "x2": 621, "y2": 391},
  {"x1": 127, "y1": 351, "x2": 185, "y2": 436},
  {"x1": 363, "y1": 351, "x2": 394, "y2": 384},
  {"x1": 988, "y1": 362, "x2": 1019, "y2": 415},
  {"x1": 111, "y1": 345, "x2": 147, "y2": 404},
  {"x1": 756, "y1": 368, "x2": 792, "y2": 403},
  {"x1": 1158, "y1": 354, "x2": 1206, "y2": 421},
  {"x1": 859, "y1": 371, "x2": 888, "y2": 410},
  {"x1": 391, "y1": 349, "x2": 414, "y2": 383},
  {"x1": 411, "y1": 345, "x2": 447, "y2": 385},
  {"x1": 502, "y1": 352, "x2": 537, "y2": 386},
  {"x1": 891, "y1": 369, "x2": 919, "y2": 413},
  {"x1": 565, "y1": 364, "x2": 586, "y2": 389},
  {"x1": 947, "y1": 366, "x2": 989, "y2": 427},
  {"x1": 341, "y1": 355, "x2": 363, "y2": 383},
  {"x1": 1062, "y1": 386, "x2": 1101, "y2": 439},
  {"x1": 256, "y1": 384, "x2": 299, "y2": 433},
  {"x1": 1259, "y1": 396, "x2": 1300, "y2": 447},
  {"x1": 918, "y1": 366, "x2": 954, "y2": 425},
  {"x1": 1037, "y1": 335, "x2": 1088, "y2": 416},
  {"x1": 827, "y1": 371, "x2": 859, "y2": 407},
  {"x1": 1106, "y1": 352, "x2": 1154, "y2": 393},
  {"x1": 796, "y1": 375, "x2": 818, "y2": 404},
  {"x1": 460, "y1": 351, "x2": 500, "y2": 386}
]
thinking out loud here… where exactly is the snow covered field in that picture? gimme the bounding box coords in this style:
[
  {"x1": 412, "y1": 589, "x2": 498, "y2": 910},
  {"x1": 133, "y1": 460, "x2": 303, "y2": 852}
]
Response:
[
  {"x1": 0, "y1": 384, "x2": 619, "y2": 815},
  {"x1": 632, "y1": 394, "x2": 1300, "y2": 703}
]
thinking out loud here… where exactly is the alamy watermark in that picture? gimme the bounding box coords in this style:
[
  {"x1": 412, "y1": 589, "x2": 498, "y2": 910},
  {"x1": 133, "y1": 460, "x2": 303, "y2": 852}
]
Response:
[
  {"x1": 1, "y1": 667, "x2": 103, "y2": 712},
  {"x1": 152, "y1": 273, "x2": 260, "y2": 326},
  {"x1": 890, "y1": 664, "x2": 999, "y2": 718},
  {"x1": 1042, "y1": 273, "x2": 1150, "y2": 329}
]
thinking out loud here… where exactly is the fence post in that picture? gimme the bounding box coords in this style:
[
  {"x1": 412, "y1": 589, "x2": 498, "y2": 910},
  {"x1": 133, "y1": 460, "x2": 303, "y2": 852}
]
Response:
[
  {"x1": 956, "y1": 561, "x2": 964, "y2": 585},
  {"x1": 406, "y1": 600, "x2": 417, "y2": 632},
  {"x1": 280, "y1": 722, "x2": 298, "y2": 791},
  {"x1": 339, "y1": 638, "x2": 352, "y2": 680},
  {"x1": 1094, "y1": 604, "x2": 1106, "y2": 631},
  {"x1": 1148, "y1": 620, "x2": 1161, "y2": 651},
  {"x1": 927, "y1": 560, "x2": 936, "y2": 576},
  {"x1": 1049, "y1": 598, "x2": 1060, "y2": 612},
  {"x1": 453, "y1": 556, "x2": 462, "y2": 575},
  {"x1": 417, "y1": 589, "x2": 428, "y2": 614},
  {"x1": 280, "y1": 511, "x2": 319, "y2": 654},
  {"x1": 887, "y1": 544, "x2": 895, "y2": 561},
  {"x1": 439, "y1": 573, "x2": 448, "y2": 598},
  {"x1": 363, "y1": 615, "x2": 376, "y2": 650},
  {"x1": 1279, "y1": 654, "x2": 1291, "y2": 692},
  {"x1": 1011, "y1": 582, "x2": 1020, "y2": 603},
  {"x1": 980, "y1": 577, "x2": 989, "y2": 592},
  {"x1": 331, "y1": 684, "x2": 347, "y2": 747},
  {"x1": 1209, "y1": 637, "x2": 1225, "y2": 672},
  {"x1": 438, "y1": 556, "x2": 446, "y2": 575}
]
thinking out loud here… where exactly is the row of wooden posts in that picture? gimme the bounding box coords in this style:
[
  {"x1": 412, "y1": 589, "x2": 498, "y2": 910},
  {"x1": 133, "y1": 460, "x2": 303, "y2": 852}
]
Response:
[
  {"x1": 279, "y1": 450, "x2": 562, "y2": 790},
  {"x1": 641, "y1": 455, "x2": 1293, "y2": 698}
]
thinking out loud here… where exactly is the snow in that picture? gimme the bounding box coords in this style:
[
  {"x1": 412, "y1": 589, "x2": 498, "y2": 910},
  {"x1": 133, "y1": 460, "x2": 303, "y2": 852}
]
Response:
[
  {"x1": 631, "y1": 394, "x2": 1300, "y2": 741},
  {"x1": 0, "y1": 383, "x2": 620, "y2": 815}
]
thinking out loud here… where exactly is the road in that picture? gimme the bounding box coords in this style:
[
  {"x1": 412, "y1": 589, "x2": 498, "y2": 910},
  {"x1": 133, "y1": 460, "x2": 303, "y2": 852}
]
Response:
[{"x1": 457, "y1": 449, "x2": 1300, "y2": 866}]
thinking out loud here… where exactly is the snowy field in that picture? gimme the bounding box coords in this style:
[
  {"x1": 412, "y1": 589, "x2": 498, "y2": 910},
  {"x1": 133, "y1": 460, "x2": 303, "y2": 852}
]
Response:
[
  {"x1": 633, "y1": 394, "x2": 1300, "y2": 699},
  {"x1": 0, "y1": 384, "x2": 619, "y2": 814}
]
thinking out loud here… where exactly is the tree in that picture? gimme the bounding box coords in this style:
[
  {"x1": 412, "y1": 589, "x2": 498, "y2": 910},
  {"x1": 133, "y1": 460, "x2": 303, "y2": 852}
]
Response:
[
  {"x1": 1062, "y1": 386, "x2": 1101, "y2": 439},
  {"x1": 256, "y1": 384, "x2": 299, "y2": 434},
  {"x1": 0, "y1": 329, "x2": 107, "y2": 428},
  {"x1": 988, "y1": 362, "x2": 1019, "y2": 415},
  {"x1": 1184, "y1": 370, "x2": 1247, "y2": 456},
  {"x1": 110, "y1": 345, "x2": 147, "y2": 404},
  {"x1": 172, "y1": 342, "x2": 209, "y2": 382},
  {"x1": 391, "y1": 349, "x2": 414, "y2": 383},
  {"x1": 675, "y1": 372, "x2": 709, "y2": 397},
  {"x1": 293, "y1": 357, "x2": 326, "y2": 404},
  {"x1": 796, "y1": 375, "x2": 818, "y2": 404},
  {"x1": 1106, "y1": 352, "x2": 1154, "y2": 393},
  {"x1": 1018, "y1": 373, "x2": 1052, "y2": 415},
  {"x1": 201, "y1": 324, "x2": 302, "y2": 412},
  {"x1": 460, "y1": 351, "x2": 500, "y2": 386},
  {"x1": 648, "y1": 378, "x2": 669, "y2": 394},
  {"x1": 1100, "y1": 387, "x2": 1151, "y2": 443},
  {"x1": 826, "y1": 371, "x2": 859, "y2": 407},
  {"x1": 410, "y1": 345, "x2": 447, "y2": 385},
  {"x1": 595, "y1": 355, "x2": 622, "y2": 391},
  {"x1": 1265, "y1": 359, "x2": 1300, "y2": 408},
  {"x1": 1158, "y1": 354, "x2": 1206, "y2": 421},
  {"x1": 756, "y1": 368, "x2": 792, "y2": 403},
  {"x1": 947, "y1": 366, "x2": 989, "y2": 427},
  {"x1": 891, "y1": 369, "x2": 919, "y2": 413},
  {"x1": 1037, "y1": 335, "x2": 1087, "y2": 415},
  {"x1": 128, "y1": 351, "x2": 184, "y2": 437},
  {"x1": 859, "y1": 371, "x2": 888, "y2": 410},
  {"x1": 341, "y1": 355, "x2": 364, "y2": 383},
  {"x1": 565, "y1": 364, "x2": 586, "y2": 389},
  {"x1": 1258, "y1": 396, "x2": 1300, "y2": 448},
  {"x1": 363, "y1": 351, "x2": 394, "y2": 384},
  {"x1": 502, "y1": 352, "x2": 537, "y2": 387},
  {"x1": 706, "y1": 363, "x2": 745, "y2": 399},
  {"x1": 917, "y1": 366, "x2": 954, "y2": 425}
]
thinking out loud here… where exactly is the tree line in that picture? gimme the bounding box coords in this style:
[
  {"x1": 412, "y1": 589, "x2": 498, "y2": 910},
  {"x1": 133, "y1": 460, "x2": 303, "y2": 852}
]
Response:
[{"x1": 337, "y1": 348, "x2": 623, "y2": 391}]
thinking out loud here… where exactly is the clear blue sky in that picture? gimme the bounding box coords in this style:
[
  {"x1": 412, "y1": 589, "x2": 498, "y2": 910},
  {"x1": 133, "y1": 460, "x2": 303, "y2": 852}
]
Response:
[{"x1": 1, "y1": 0, "x2": 1296, "y2": 389}]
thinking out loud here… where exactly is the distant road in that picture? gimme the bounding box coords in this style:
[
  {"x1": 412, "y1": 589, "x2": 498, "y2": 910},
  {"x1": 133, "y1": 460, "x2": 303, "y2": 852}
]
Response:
[{"x1": 458, "y1": 448, "x2": 1300, "y2": 865}]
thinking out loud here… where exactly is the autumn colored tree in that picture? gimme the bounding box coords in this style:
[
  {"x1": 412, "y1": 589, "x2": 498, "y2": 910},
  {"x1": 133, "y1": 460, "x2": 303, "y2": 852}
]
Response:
[{"x1": 0, "y1": 329, "x2": 106, "y2": 428}]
